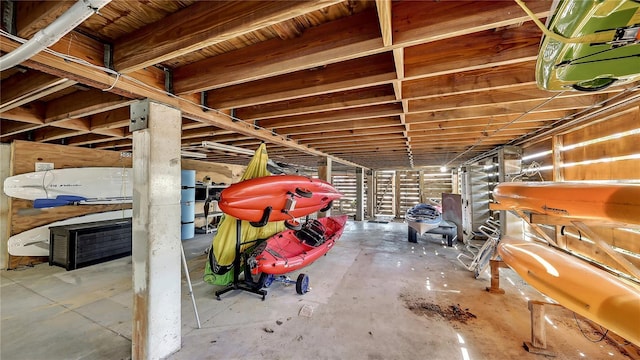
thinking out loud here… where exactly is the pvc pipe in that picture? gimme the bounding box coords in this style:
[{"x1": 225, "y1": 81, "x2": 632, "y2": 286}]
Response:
[{"x1": 0, "y1": 0, "x2": 111, "y2": 71}]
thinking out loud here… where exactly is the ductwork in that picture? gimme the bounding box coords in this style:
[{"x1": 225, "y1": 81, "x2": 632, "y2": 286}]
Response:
[{"x1": 0, "y1": 0, "x2": 111, "y2": 71}]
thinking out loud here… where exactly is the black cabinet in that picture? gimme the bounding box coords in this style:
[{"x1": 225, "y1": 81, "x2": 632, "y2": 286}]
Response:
[{"x1": 49, "y1": 218, "x2": 132, "y2": 270}]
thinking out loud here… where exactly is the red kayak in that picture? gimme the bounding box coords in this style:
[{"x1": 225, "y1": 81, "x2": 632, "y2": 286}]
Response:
[
  {"x1": 248, "y1": 215, "x2": 348, "y2": 275},
  {"x1": 218, "y1": 175, "x2": 343, "y2": 226}
]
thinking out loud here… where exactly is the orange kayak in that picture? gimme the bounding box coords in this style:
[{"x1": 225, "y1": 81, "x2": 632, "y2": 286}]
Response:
[
  {"x1": 248, "y1": 215, "x2": 348, "y2": 275},
  {"x1": 218, "y1": 175, "x2": 342, "y2": 224},
  {"x1": 492, "y1": 182, "x2": 640, "y2": 226},
  {"x1": 498, "y1": 236, "x2": 640, "y2": 345}
]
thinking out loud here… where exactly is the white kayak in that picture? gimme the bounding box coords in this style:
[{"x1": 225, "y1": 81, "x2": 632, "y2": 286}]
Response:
[{"x1": 3, "y1": 167, "x2": 132, "y2": 208}]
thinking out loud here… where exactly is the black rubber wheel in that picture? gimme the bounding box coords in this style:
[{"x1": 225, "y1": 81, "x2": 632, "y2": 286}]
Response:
[
  {"x1": 408, "y1": 226, "x2": 418, "y2": 243},
  {"x1": 258, "y1": 273, "x2": 275, "y2": 288},
  {"x1": 295, "y1": 187, "x2": 313, "y2": 198},
  {"x1": 319, "y1": 200, "x2": 333, "y2": 213},
  {"x1": 572, "y1": 78, "x2": 616, "y2": 92},
  {"x1": 285, "y1": 219, "x2": 302, "y2": 231},
  {"x1": 296, "y1": 273, "x2": 310, "y2": 295}
]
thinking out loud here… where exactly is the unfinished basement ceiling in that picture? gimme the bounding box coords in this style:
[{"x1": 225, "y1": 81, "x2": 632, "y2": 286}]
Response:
[{"x1": 1, "y1": 0, "x2": 639, "y2": 170}]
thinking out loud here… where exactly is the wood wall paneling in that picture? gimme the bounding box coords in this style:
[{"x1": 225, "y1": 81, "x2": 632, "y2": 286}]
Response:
[
  {"x1": 6, "y1": 141, "x2": 245, "y2": 269},
  {"x1": 520, "y1": 106, "x2": 640, "y2": 280}
]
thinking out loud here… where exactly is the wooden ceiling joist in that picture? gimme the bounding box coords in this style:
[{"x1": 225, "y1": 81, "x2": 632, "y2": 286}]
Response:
[
  {"x1": 257, "y1": 103, "x2": 403, "y2": 129},
  {"x1": 205, "y1": 52, "x2": 397, "y2": 110},
  {"x1": 2, "y1": 0, "x2": 637, "y2": 170},
  {"x1": 173, "y1": 8, "x2": 382, "y2": 94},
  {"x1": 114, "y1": 0, "x2": 343, "y2": 73},
  {"x1": 235, "y1": 84, "x2": 396, "y2": 121}
]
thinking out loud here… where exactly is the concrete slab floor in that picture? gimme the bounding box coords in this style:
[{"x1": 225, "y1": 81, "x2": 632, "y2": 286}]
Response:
[{"x1": 1, "y1": 220, "x2": 632, "y2": 360}]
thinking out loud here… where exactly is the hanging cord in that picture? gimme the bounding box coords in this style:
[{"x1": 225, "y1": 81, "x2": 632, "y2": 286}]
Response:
[
  {"x1": 41, "y1": 169, "x2": 53, "y2": 199},
  {"x1": 511, "y1": 162, "x2": 542, "y2": 182},
  {"x1": 573, "y1": 312, "x2": 609, "y2": 343},
  {"x1": 514, "y1": 0, "x2": 618, "y2": 44}
]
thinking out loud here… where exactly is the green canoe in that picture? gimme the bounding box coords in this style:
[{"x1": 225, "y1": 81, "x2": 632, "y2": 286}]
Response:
[{"x1": 535, "y1": 0, "x2": 640, "y2": 91}]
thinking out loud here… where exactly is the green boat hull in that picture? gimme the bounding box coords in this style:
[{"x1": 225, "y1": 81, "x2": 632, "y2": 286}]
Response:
[{"x1": 537, "y1": 0, "x2": 640, "y2": 91}]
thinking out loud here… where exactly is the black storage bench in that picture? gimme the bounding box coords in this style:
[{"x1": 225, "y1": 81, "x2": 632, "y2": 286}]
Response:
[{"x1": 49, "y1": 218, "x2": 132, "y2": 271}]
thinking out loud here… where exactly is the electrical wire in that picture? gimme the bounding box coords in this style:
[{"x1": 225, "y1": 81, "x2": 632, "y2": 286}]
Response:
[
  {"x1": 0, "y1": 29, "x2": 297, "y2": 148},
  {"x1": 573, "y1": 312, "x2": 609, "y2": 343}
]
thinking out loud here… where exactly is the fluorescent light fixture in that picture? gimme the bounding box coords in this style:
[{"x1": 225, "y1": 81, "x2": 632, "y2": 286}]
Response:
[
  {"x1": 180, "y1": 150, "x2": 206, "y2": 159},
  {"x1": 201, "y1": 141, "x2": 254, "y2": 155}
]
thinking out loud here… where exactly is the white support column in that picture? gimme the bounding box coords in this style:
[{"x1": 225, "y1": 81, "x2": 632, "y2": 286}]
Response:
[
  {"x1": 130, "y1": 99, "x2": 182, "y2": 360},
  {"x1": 355, "y1": 167, "x2": 365, "y2": 221},
  {"x1": 318, "y1": 157, "x2": 332, "y2": 218}
]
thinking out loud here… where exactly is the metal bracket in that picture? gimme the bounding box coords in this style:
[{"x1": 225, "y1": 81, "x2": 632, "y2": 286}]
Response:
[
  {"x1": 1, "y1": 0, "x2": 16, "y2": 36},
  {"x1": 283, "y1": 196, "x2": 296, "y2": 214},
  {"x1": 164, "y1": 67, "x2": 173, "y2": 94},
  {"x1": 200, "y1": 92, "x2": 208, "y2": 112},
  {"x1": 130, "y1": 99, "x2": 149, "y2": 132},
  {"x1": 103, "y1": 43, "x2": 114, "y2": 70},
  {"x1": 230, "y1": 108, "x2": 238, "y2": 122}
]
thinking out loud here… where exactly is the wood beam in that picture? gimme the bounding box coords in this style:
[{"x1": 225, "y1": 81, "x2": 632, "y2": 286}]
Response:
[
  {"x1": 276, "y1": 116, "x2": 402, "y2": 136},
  {"x1": 409, "y1": 131, "x2": 535, "y2": 143},
  {"x1": 302, "y1": 133, "x2": 405, "y2": 146},
  {"x1": 44, "y1": 90, "x2": 137, "y2": 122},
  {"x1": 48, "y1": 118, "x2": 91, "y2": 131},
  {"x1": 0, "y1": 121, "x2": 44, "y2": 138},
  {"x1": 258, "y1": 103, "x2": 403, "y2": 129},
  {"x1": 405, "y1": 105, "x2": 586, "y2": 124},
  {"x1": 173, "y1": 8, "x2": 382, "y2": 94},
  {"x1": 407, "y1": 111, "x2": 572, "y2": 129},
  {"x1": 392, "y1": 0, "x2": 549, "y2": 47},
  {"x1": 0, "y1": 32, "x2": 366, "y2": 167},
  {"x1": 206, "y1": 52, "x2": 397, "y2": 109},
  {"x1": 408, "y1": 123, "x2": 545, "y2": 138},
  {"x1": 0, "y1": 103, "x2": 45, "y2": 123},
  {"x1": 318, "y1": 141, "x2": 407, "y2": 151},
  {"x1": 33, "y1": 127, "x2": 87, "y2": 143},
  {"x1": 235, "y1": 84, "x2": 396, "y2": 121},
  {"x1": 292, "y1": 125, "x2": 406, "y2": 141},
  {"x1": 15, "y1": 1, "x2": 75, "y2": 38},
  {"x1": 403, "y1": 61, "x2": 537, "y2": 99},
  {"x1": 66, "y1": 133, "x2": 127, "y2": 147},
  {"x1": 89, "y1": 107, "x2": 131, "y2": 131},
  {"x1": 411, "y1": 138, "x2": 515, "y2": 148},
  {"x1": 403, "y1": 21, "x2": 541, "y2": 80},
  {"x1": 0, "y1": 71, "x2": 75, "y2": 112},
  {"x1": 406, "y1": 86, "x2": 622, "y2": 113},
  {"x1": 114, "y1": 0, "x2": 342, "y2": 73},
  {"x1": 409, "y1": 95, "x2": 603, "y2": 117},
  {"x1": 375, "y1": 0, "x2": 393, "y2": 47}
]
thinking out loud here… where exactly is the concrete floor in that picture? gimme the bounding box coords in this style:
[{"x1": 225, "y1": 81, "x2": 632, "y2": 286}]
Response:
[{"x1": 1, "y1": 220, "x2": 630, "y2": 360}]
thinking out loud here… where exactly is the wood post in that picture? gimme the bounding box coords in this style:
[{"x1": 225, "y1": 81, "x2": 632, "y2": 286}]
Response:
[
  {"x1": 355, "y1": 167, "x2": 365, "y2": 221},
  {"x1": 485, "y1": 259, "x2": 506, "y2": 294},
  {"x1": 317, "y1": 157, "x2": 332, "y2": 218},
  {"x1": 523, "y1": 300, "x2": 556, "y2": 356}
]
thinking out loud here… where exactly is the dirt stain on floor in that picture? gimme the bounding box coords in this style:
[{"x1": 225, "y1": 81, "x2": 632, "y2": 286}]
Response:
[{"x1": 400, "y1": 293, "x2": 477, "y2": 324}]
